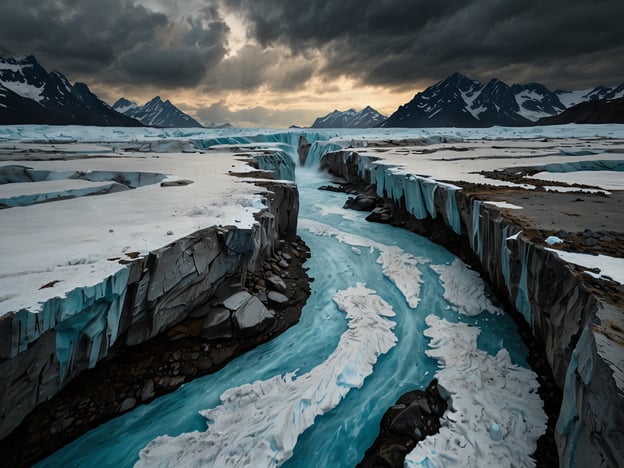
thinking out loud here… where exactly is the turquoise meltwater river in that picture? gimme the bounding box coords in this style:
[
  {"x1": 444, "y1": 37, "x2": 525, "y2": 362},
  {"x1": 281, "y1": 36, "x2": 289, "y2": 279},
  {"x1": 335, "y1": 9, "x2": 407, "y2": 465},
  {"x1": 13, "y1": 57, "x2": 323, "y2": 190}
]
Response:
[{"x1": 38, "y1": 167, "x2": 535, "y2": 467}]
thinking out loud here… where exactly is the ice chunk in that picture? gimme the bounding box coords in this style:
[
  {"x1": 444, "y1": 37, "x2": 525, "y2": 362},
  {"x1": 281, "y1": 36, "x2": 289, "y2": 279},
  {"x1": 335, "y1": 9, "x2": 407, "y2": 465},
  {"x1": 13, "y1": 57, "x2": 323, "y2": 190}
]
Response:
[{"x1": 405, "y1": 315, "x2": 547, "y2": 468}]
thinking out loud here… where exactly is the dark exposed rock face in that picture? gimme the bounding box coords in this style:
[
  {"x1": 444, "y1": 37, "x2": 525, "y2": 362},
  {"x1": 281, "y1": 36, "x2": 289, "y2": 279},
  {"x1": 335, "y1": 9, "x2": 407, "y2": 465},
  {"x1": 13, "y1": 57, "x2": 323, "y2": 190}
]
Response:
[
  {"x1": 0, "y1": 236, "x2": 311, "y2": 467},
  {"x1": 358, "y1": 380, "x2": 448, "y2": 468},
  {"x1": 321, "y1": 149, "x2": 624, "y2": 468}
]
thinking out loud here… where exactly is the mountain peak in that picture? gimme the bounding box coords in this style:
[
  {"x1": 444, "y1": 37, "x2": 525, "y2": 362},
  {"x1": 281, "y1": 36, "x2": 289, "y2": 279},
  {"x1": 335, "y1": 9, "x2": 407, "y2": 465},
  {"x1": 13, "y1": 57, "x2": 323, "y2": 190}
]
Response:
[
  {"x1": 0, "y1": 54, "x2": 142, "y2": 126},
  {"x1": 310, "y1": 105, "x2": 386, "y2": 128},
  {"x1": 115, "y1": 95, "x2": 203, "y2": 128}
]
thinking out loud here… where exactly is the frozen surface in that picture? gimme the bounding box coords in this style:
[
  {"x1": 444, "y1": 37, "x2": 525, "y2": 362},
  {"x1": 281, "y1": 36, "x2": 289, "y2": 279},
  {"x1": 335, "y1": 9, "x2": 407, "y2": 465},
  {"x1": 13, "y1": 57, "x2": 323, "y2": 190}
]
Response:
[
  {"x1": 531, "y1": 171, "x2": 624, "y2": 190},
  {"x1": 483, "y1": 201, "x2": 523, "y2": 210},
  {"x1": 545, "y1": 249, "x2": 624, "y2": 284},
  {"x1": 136, "y1": 284, "x2": 397, "y2": 467},
  {"x1": 405, "y1": 315, "x2": 547, "y2": 468},
  {"x1": 431, "y1": 259, "x2": 503, "y2": 317},
  {"x1": 0, "y1": 150, "x2": 269, "y2": 317}
]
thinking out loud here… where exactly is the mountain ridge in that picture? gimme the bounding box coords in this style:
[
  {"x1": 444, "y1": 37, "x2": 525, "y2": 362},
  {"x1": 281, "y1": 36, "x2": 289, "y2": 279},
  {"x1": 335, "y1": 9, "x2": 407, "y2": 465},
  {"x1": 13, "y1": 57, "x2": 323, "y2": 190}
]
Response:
[
  {"x1": 381, "y1": 73, "x2": 624, "y2": 128},
  {"x1": 0, "y1": 55, "x2": 142, "y2": 126},
  {"x1": 311, "y1": 106, "x2": 387, "y2": 128},
  {"x1": 113, "y1": 96, "x2": 204, "y2": 128}
]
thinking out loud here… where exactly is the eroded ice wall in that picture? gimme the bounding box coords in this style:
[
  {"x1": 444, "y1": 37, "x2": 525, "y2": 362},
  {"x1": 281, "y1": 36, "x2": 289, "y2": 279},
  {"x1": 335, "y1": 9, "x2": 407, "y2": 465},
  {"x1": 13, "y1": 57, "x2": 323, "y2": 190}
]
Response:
[
  {"x1": 320, "y1": 148, "x2": 624, "y2": 467},
  {"x1": 0, "y1": 154, "x2": 299, "y2": 441}
]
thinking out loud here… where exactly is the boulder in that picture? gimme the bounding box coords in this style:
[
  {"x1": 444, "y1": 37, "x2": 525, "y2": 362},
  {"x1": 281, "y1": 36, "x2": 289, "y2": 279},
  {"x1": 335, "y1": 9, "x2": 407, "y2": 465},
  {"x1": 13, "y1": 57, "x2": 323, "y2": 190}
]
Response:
[
  {"x1": 266, "y1": 275, "x2": 287, "y2": 293},
  {"x1": 267, "y1": 291, "x2": 289, "y2": 307},
  {"x1": 201, "y1": 307, "x2": 233, "y2": 340},
  {"x1": 222, "y1": 291, "x2": 253, "y2": 311},
  {"x1": 232, "y1": 296, "x2": 275, "y2": 337},
  {"x1": 343, "y1": 195, "x2": 378, "y2": 211}
]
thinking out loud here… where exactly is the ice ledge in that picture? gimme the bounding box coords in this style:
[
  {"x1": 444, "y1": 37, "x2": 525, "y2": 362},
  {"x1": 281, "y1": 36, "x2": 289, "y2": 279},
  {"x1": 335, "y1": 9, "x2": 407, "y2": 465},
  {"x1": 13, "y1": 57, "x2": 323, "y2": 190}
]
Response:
[{"x1": 320, "y1": 147, "x2": 624, "y2": 467}]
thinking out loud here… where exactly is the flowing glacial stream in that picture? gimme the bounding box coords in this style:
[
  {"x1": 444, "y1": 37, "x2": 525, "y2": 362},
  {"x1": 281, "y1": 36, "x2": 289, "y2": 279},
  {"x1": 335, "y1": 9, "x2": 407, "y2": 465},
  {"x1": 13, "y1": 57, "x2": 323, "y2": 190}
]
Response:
[{"x1": 39, "y1": 168, "x2": 546, "y2": 467}]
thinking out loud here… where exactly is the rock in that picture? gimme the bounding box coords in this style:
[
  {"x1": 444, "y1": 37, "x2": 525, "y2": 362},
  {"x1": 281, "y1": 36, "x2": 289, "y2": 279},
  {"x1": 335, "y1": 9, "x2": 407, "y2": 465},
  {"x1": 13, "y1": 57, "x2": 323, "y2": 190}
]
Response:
[
  {"x1": 267, "y1": 291, "x2": 289, "y2": 307},
  {"x1": 166, "y1": 324, "x2": 189, "y2": 341},
  {"x1": 583, "y1": 229, "x2": 594, "y2": 238},
  {"x1": 160, "y1": 179, "x2": 194, "y2": 187},
  {"x1": 584, "y1": 237, "x2": 598, "y2": 247},
  {"x1": 557, "y1": 229, "x2": 569, "y2": 239},
  {"x1": 189, "y1": 303, "x2": 211, "y2": 319},
  {"x1": 119, "y1": 398, "x2": 136, "y2": 412},
  {"x1": 232, "y1": 296, "x2": 275, "y2": 337},
  {"x1": 343, "y1": 195, "x2": 378, "y2": 211},
  {"x1": 140, "y1": 379, "x2": 155, "y2": 401},
  {"x1": 201, "y1": 307, "x2": 232, "y2": 340},
  {"x1": 377, "y1": 444, "x2": 408, "y2": 467},
  {"x1": 266, "y1": 275, "x2": 287, "y2": 293},
  {"x1": 278, "y1": 259, "x2": 289, "y2": 269},
  {"x1": 282, "y1": 252, "x2": 292, "y2": 262},
  {"x1": 222, "y1": 291, "x2": 253, "y2": 311},
  {"x1": 600, "y1": 235, "x2": 614, "y2": 242},
  {"x1": 389, "y1": 404, "x2": 424, "y2": 436},
  {"x1": 366, "y1": 206, "x2": 393, "y2": 223}
]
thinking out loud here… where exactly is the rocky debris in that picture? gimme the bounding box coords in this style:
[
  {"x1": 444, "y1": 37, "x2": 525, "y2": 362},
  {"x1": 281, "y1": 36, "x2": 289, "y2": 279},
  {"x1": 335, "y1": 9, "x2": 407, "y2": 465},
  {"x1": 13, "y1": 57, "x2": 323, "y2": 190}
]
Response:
[
  {"x1": 266, "y1": 274, "x2": 287, "y2": 293},
  {"x1": 318, "y1": 184, "x2": 346, "y2": 193},
  {"x1": 201, "y1": 307, "x2": 232, "y2": 340},
  {"x1": 366, "y1": 205, "x2": 394, "y2": 223},
  {"x1": 358, "y1": 380, "x2": 448, "y2": 468},
  {"x1": 0, "y1": 235, "x2": 312, "y2": 468},
  {"x1": 160, "y1": 179, "x2": 194, "y2": 187},
  {"x1": 140, "y1": 379, "x2": 155, "y2": 401},
  {"x1": 119, "y1": 398, "x2": 136, "y2": 413},
  {"x1": 267, "y1": 291, "x2": 289, "y2": 307},
  {"x1": 343, "y1": 194, "x2": 379, "y2": 211},
  {"x1": 231, "y1": 295, "x2": 275, "y2": 338},
  {"x1": 222, "y1": 291, "x2": 253, "y2": 310}
]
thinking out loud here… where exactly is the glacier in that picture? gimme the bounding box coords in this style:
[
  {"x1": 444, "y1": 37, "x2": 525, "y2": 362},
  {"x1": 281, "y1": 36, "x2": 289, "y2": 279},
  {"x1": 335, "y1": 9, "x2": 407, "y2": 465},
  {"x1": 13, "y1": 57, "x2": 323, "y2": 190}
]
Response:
[{"x1": 0, "y1": 123, "x2": 619, "y2": 466}]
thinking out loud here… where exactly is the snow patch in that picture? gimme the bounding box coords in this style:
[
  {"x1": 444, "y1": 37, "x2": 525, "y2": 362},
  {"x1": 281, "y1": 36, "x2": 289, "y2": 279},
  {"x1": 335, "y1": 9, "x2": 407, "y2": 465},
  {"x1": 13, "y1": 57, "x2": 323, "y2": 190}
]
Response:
[{"x1": 546, "y1": 249, "x2": 624, "y2": 284}]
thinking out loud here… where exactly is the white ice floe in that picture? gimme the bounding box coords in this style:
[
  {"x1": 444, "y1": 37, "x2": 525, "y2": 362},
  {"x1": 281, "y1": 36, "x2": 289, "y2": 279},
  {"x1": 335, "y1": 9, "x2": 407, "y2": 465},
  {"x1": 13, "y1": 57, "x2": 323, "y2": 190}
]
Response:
[
  {"x1": 431, "y1": 259, "x2": 503, "y2": 316},
  {"x1": 545, "y1": 236, "x2": 564, "y2": 245},
  {"x1": 405, "y1": 315, "x2": 547, "y2": 468},
  {"x1": 300, "y1": 218, "x2": 428, "y2": 308},
  {"x1": 483, "y1": 201, "x2": 523, "y2": 210},
  {"x1": 136, "y1": 284, "x2": 397, "y2": 467},
  {"x1": 546, "y1": 248, "x2": 624, "y2": 284}
]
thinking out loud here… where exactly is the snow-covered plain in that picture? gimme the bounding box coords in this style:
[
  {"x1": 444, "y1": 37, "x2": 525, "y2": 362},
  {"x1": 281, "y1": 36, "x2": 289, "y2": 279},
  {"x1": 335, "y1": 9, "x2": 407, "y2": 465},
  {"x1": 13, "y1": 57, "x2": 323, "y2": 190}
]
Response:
[{"x1": 0, "y1": 150, "x2": 271, "y2": 317}]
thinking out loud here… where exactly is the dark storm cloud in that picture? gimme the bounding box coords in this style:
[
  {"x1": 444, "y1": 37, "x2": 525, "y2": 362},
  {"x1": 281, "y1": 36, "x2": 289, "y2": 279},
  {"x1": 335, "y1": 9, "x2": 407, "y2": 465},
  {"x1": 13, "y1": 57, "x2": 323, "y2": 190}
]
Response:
[
  {"x1": 226, "y1": 0, "x2": 624, "y2": 89},
  {"x1": 0, "y1": 0, "x2": 229, "y2": 88}
]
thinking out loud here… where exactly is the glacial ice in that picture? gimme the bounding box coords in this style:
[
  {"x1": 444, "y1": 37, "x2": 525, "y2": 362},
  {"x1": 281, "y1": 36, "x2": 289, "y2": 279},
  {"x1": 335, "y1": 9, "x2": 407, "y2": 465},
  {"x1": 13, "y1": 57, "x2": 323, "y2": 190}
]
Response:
[
  {"x1": 136, "y1": 284, "x2": 396, "y2": 467},
  {"x1": 405, "y1": 315, "x2": 547, "y2": 468},
  {"x1": 431, "y1": 259, "x2": 503, "y2": 316}
]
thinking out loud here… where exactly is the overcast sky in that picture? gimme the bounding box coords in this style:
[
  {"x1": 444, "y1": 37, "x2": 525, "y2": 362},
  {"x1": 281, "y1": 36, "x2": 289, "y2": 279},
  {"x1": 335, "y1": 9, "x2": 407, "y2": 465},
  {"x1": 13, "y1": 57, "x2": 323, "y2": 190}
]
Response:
[{"x1": 1, "y1": 0, "x2": 622, "y2": 127}]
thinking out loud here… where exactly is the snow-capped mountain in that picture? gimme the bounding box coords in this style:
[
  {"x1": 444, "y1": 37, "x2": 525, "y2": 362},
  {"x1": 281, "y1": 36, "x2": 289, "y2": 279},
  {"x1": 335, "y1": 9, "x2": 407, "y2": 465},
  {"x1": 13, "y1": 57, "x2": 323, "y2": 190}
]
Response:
[
  {"x1": 113, "y1": 96, "x2": 203, "y2": 128},
  {"x1": 538, "y1": 96, "x2": 624, "y2": 125},
  {"x1": 0, "y1": 55, "x2": 142, "y2": 126},
  {"x1": 311, "y1": 106, "x2": 387, "y2": 128},
  {"x1": 381, "y1": 72, "x2": 624, "y2": 128}
]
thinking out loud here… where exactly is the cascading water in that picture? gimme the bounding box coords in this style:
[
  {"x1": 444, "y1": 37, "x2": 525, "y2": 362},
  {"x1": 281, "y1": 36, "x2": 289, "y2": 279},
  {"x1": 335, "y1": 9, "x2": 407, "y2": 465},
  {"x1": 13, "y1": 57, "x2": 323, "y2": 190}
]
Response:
[{"x1": 38, "y1": 152, "x2": 545, "y2": 467}]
